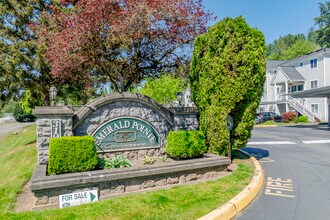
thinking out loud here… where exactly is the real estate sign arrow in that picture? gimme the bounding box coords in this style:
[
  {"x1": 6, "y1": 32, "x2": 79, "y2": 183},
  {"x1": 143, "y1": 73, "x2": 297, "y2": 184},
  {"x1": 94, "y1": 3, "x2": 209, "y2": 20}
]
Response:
[{"x1": 59, "y1": 189, "x2": 99, "y2": 208}]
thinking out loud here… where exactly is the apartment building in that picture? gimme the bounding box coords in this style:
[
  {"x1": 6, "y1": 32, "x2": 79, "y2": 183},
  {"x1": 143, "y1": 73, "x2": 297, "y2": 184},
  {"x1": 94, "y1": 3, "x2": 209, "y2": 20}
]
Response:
[{"x1": 260, "y1": 48, "x2": 330, "y2": 122}]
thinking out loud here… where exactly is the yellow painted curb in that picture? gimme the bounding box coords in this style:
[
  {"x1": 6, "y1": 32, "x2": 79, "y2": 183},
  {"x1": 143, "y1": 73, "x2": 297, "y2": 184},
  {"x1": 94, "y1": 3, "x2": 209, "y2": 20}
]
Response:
[{"x1": 198, "y1": 157, "x2": 264, "y2": 220}]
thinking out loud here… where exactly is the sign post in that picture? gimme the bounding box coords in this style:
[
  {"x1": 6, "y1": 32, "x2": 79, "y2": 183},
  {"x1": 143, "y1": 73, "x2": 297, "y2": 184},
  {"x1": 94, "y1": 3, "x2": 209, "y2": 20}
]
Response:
[{"x1": 226, "y1": 115, "x2": 234, "y2": 161}]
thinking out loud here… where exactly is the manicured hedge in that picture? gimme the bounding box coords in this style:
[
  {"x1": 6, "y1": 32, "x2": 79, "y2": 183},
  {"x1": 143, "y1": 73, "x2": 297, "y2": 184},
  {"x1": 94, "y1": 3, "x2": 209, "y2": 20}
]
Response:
[
  {"x1": 166, "y1": 130, "x2": 206, "y2": 159},
  {"x1": 48, "y1": 136, "x2": 98, "y2": 175},
  {"x1": 299, "y1": 116, "x2": 308, "y2": 123}
]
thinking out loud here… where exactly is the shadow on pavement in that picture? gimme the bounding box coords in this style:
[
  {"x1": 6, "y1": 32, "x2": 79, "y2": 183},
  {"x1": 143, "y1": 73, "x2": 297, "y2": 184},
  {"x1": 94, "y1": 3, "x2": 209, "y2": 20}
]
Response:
[{"x1": 241, "y1": 147, "x2": 269, "y2": 160}]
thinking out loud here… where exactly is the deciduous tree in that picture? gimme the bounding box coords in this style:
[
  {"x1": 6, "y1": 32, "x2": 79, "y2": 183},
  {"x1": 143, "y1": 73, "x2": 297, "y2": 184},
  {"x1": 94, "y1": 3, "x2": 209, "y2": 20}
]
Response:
[
  {"x1": 314, "y1": 1, "x2": 330, "y2": 48},
  {"x1": 139, "y1": 74, "x2": 185, "y2": 105},
  {"x1": 266, "y1": 34, "x2": 318, "y2": 60},
  {"x1": 40, "y1": 0, "x2": 212, "y2": 92}
]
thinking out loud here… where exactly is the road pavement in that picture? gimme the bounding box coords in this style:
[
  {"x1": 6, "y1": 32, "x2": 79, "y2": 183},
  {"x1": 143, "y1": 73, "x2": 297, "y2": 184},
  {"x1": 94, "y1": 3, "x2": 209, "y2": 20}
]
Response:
[
  {"x1": 236, "y1": 124, "x2": 330, "y2": 220},
  {"x1": 0, "y1": 122, "x2": 34, "y2": 137}
]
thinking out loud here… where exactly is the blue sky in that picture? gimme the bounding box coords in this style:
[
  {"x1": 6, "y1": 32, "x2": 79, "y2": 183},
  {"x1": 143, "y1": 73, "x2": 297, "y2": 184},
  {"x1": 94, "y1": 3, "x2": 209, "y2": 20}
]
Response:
[{"x1": 203, "y1": 0, "x2": 327, "y2": 44}]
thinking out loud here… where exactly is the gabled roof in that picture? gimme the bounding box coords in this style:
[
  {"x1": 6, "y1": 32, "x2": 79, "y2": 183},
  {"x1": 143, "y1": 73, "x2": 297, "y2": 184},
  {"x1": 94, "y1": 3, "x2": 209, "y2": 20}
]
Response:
[
  {"x1": 274, "y1": 48, "x2": 330, "y2": 67},
  {"x1": 266, "y1": 60, "x2": 286, "y2": 69},
  {"x1": 266, "y1": 48, "x2": 330, "y2": 70},
  {"x1": 280, "y1": 66, "x2": 305, "y2": 81},
  {"x1": 271, "y1": 66, "x2": 305, "y2": 84}
]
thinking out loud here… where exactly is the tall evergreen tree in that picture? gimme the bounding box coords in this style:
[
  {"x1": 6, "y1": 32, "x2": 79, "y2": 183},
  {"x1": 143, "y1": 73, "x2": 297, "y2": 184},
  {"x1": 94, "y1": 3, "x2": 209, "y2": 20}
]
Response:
[
  {"x1": 190, "y1": 16, "x2": 266, "y2": 155},
  {"x1": 0, "y1": 0, "x2": 52, "y2": 105}
]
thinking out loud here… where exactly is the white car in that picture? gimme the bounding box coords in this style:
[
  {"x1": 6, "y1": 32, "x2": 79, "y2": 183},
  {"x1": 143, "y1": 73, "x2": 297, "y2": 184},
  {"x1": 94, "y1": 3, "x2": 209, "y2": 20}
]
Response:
[{"x1": 0, "y1": 113, "x2": 16, "y2": 123}]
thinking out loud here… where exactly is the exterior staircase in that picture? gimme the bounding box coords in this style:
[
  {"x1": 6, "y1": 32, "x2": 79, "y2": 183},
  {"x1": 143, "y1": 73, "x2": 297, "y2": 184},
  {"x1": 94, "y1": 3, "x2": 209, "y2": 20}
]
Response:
[{"x1": 286, "y1": 95, "x2": 321, "y2": 122}]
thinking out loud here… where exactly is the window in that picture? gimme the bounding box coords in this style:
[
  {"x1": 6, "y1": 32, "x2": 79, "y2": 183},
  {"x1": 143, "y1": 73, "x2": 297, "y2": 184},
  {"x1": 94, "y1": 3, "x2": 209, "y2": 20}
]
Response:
[
  {"x1": 311, "y1": 104, "x2": 319, "y2": 113},
  {"x1": 311, "y1": 80, "x2": 318, "y2": 89},
  {"x1": 291, "y1": 85, "x2": 297, "y2": 93},
  {"x1": 291, "y1": 84, "x2": 304, "y2": 93},
  {"x1": 300, "y1": 62, "x2": 303, "y2": 67},
  {"x1": 310, "y1": 58, "x2": 317, "y2": 68}
]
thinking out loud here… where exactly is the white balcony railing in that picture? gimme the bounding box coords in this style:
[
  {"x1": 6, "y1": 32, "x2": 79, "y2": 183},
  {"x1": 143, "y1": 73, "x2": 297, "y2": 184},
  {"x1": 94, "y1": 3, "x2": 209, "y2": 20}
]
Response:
[{"x1": 286, "y1": 95, "x2": 321, "y2": 122}]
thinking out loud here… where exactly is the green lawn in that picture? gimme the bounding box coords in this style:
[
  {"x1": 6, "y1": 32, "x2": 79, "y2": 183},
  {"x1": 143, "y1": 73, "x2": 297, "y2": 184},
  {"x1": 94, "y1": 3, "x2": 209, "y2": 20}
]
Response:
[{"x1": 0, "y1": 125, "x2": 254, "y2": 220}]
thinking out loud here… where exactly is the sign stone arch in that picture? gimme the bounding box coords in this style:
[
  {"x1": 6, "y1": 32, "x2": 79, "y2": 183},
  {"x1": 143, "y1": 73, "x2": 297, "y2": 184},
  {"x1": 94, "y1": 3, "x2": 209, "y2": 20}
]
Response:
[{"x1": 72, "y1": 93, "x2": 174, "y2": 158}]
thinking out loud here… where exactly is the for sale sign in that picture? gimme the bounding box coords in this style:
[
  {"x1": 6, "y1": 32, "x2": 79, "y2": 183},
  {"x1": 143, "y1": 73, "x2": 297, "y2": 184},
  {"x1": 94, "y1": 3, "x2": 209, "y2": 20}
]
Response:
[{"x1": 59, "y1": 190, "x2": 98, "y2": 208}]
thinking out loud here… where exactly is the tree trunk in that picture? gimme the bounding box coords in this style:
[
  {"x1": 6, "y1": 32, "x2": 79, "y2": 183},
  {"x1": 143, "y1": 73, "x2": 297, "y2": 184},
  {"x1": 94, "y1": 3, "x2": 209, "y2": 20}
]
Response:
[{"x1": 43, "y1": 90, "x2": 50, "y2": 106}]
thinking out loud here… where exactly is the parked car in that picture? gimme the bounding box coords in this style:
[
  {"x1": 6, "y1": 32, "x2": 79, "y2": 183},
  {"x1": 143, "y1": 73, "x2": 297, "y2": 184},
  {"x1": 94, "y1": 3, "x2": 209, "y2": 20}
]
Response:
[
  {"x1": 254, "y1": 115, "x2": 260, "y2": 124},
  {"x1": 0, "y1": 113, "x2": 16, "y2": 123},
  {"x1": 256, "y1": 112, "x2": 283, "y2": 123}
]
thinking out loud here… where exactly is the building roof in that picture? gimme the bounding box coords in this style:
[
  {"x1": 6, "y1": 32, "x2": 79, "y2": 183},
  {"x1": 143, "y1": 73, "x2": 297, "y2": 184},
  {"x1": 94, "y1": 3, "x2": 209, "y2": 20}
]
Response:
[
  {"x1": 266, "y1": 48, "x2": 330, "y2": 70},
  {"x1": 280, "y1": 66, "x2": 305, "y2": 81},
  {"x1": 290, "y1": 85, "x2": 330, "y2": 98},
  {"x1": 266, "y1": 60, "x2": 286, "y2": 69},
  {"x1": 278, "y1": 48, "x2": 330, "y2": 67},
  {"x1": 271, "y1": 66, "x2": 305, "y2": 84}
]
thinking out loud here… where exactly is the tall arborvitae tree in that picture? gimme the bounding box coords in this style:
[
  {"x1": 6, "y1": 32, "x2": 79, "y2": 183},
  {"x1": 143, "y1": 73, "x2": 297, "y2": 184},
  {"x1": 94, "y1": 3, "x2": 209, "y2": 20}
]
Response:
[
  {"x1": 190, "y1": 16, "x2": 266, "y2": 155},
  {"x1": 0, "y1": 0, "x2": 52, "y2": 105}
]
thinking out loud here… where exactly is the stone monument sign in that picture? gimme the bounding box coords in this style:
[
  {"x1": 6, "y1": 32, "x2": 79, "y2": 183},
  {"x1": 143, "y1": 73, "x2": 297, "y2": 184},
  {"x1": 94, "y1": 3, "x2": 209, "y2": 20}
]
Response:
[{"x1": 34, "y1": 93, "x2": 199, "y2": 164}]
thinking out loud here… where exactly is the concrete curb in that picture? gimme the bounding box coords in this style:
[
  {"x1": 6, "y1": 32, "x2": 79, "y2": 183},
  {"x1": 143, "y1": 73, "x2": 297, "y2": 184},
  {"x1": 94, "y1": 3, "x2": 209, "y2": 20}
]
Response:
[{"x1": 198, "y1": 157, "x2": 264, "y2": 220}]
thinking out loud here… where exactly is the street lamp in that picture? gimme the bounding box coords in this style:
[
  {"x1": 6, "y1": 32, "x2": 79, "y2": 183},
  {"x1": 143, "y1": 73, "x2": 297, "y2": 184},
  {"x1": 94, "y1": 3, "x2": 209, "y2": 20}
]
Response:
[
  {"x1": 176, "y1": 92, "x2": 183, "y2": 107},
  {"x1": 49, "y1": 85, "x2": 58, "y2": 107}
]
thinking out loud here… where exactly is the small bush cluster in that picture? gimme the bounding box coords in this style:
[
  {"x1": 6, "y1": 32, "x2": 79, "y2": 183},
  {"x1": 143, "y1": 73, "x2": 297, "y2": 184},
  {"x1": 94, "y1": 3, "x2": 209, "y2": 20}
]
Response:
[
  {"x1": 282, "y1": 111, "x2": 297, "y2": 122},
  {"x1": 160, "y1": 154, "x2": 168, "y2": 162},
  {"x1": 48, "y1": 136, "x2": 98, "y2": 175},
  {"x1": 99, "y1": 155, "x2": 132, "y2": 169},
  {"x1": 292, "y1": 115, "x2": 309, "y2": 123},
  {"x1": 166, "y1": 130, "x2": 206, "y2": 159},
  {"x1": 142, "y1": 156, "x2": 156, "y2": 165},
  {"x1": 299, "y1": 116, "x2": 308, "y2": 123},
  {"x1": 13, "y1": 103, "x2": 36, "y2": 122}
]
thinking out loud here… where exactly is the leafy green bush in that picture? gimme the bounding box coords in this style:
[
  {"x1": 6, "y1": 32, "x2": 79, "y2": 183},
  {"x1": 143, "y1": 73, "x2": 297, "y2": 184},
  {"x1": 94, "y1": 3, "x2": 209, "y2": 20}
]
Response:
[
  {"x1": 142, "y1": 156, "x2": 156, "y2": 165},
  {"x1": 101, "y1": 155, "x2": 132, "y2": 169},
  {"x1": 166, "y1": 130, "x2": 206, "y2": 159},
  {"x1": 48, "y1": 136, "x2": 98, "y2": 175},
  {"x1": 160, "y1": 154, "x2": 168, "y2": 162},
  {"x1": 293, "y1": 118, "x2": 299, "y2": 123},
  {"x1": 12, "y1": 102, "x2": 36, "y2": 122},
  {"x1": 299, "y1": 116, "x2": 308, "y2": 123},
  {"x1": 190, "y1": 16, "x2": 266, "y2": 155}
]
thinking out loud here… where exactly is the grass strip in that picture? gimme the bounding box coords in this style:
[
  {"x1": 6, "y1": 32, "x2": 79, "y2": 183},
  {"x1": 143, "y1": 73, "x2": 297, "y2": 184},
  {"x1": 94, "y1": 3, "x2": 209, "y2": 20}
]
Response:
[{"x1": 0, "y1": 125, "x2": 37, "y2": 214}]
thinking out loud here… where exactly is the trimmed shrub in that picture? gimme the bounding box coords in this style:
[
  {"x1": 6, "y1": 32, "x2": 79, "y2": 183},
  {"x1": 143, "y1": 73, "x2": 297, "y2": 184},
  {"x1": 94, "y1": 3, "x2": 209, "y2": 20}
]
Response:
[
  {"x1": 293, "y1": 118, "x2": 299, "y2": 123},
  {"x1": 190, "y1": 16, "x2": 266, "y2": 155},
  {"x1": 282, "y1": 111, "x2": 297, "y2": 122},
  {"x1": 48, "y1": 136, "x2": 98, "y2": 175},
  {"x1": 299, "y1": 116, "x2": 308, "y2": 123},
  {"x1": 166, "y1": 130, "x2": 206, "y2": 159}
]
